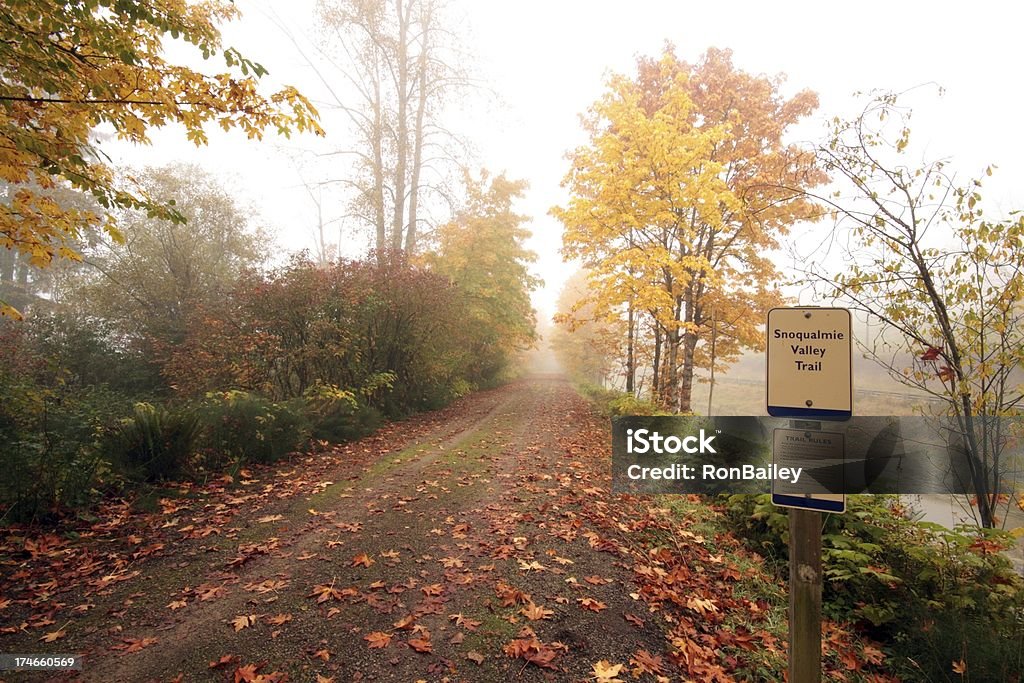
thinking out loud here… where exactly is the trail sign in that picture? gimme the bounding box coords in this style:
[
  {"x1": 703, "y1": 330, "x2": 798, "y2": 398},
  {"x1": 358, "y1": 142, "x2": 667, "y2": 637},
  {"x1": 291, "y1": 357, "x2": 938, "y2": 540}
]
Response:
[
  {"x1": 771, "y1": 427, "x2": 846, "y2": 514},
  {"x1": 767, "y1": 307, "x2": 852, "y2": 420}
]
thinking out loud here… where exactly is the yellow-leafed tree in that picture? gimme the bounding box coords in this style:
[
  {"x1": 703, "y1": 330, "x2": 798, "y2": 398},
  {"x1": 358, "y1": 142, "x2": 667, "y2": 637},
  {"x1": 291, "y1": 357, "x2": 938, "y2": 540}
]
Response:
[
  {"x1": 0, "y1": 0, "x2": 323, "y2": 318},
  {"x1": 553, "y1": 47, "x2": 824, "y2": 411}
]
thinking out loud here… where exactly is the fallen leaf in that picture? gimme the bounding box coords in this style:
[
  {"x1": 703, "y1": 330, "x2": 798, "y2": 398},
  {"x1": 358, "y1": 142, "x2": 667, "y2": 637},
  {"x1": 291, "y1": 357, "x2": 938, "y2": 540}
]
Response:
[
  {"x1": 257, "y1": 515, "x2": 284, "y2": 524},
  {"x1": 365, "y1": 631, "x2": 392, "y2": 649},
  {"x1": 593, "y1": 660, "x2": 625, "y2": 682},
  {"x1": 40, "y1": 629, "x2": 66, "y2": 642},
  {"x1": 265, "y1": 614, "x2": 293, "y2": 626},
  {"x1": 351, "y1": 553, "x2": 375, "y2": 568},
  {"x1": 466, "y1": 651, "x2": 485, "y2": 664},
  {"x1": 408, "y1": 637, "x2": 433, "y2": 653},
  {"x1": 112, "y1": 636, "x2": 158, "y2": 654},
  {"x1": 231, "y1": 614, "x2": 260, "y2": 632},
  {"x1": 521, "y1": 602, "x2": 554, "y2": 621}
]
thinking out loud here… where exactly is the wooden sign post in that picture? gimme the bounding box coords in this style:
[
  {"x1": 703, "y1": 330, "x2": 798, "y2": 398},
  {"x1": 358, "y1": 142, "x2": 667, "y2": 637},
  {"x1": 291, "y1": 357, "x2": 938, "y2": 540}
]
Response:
[
  {"x1": 767, "y1": 307, "x2": 853, "y2": 683},
  {"x1": 788, "y1": 508, "x2": 823, "y2": 683}
]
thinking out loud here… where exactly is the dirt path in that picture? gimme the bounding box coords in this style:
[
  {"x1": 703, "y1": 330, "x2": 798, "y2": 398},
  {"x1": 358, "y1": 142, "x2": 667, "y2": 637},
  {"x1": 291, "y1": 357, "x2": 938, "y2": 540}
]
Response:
[
  {"x1": 3, "y1": 376, "x2": 872, "y2": 682},
  {"x1": 0, "y1": 378, "x2": 666, "y2": 681}
]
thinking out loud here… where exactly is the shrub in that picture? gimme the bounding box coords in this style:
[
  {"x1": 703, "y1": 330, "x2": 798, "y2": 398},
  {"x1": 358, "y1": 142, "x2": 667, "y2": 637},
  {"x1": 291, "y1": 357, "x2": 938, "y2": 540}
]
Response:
[
  {"x1": 0, "y1": 382, "x2": 123, "y2": 523},
  {"x1": 303, "y1": 381, "x2": 383, "y2": 443},
  {"x1": 108, "y1": 403, "x2": 200, "y2": 482},
  {"x1": 725, "y1": 494, "x2": 1024, "y2": 681},
  {"x1": 197, "y1": 391, "x2": 310, "y2": 467},
  {"x1": 578, "y1": 383, "x2": 665, "y2": 416}
]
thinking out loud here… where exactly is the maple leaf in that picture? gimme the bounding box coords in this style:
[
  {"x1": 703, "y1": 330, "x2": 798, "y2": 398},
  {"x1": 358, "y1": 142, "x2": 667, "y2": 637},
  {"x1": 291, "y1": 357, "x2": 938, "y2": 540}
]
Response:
[
  {"x1": 952, "y1": 659, "x2": 967, "y2": 675},
  {"x1": 231, "y1": 614, "x2": 260, "y2": 632},
  {"x1": 113, "y1": 636, "x2": 158, "y2": 654},
  {"x1": 265, "y1": 614, "x2": 293, "y2": 626},
  {"x1": 421, "y1": 583, "x2": 444, "y2": 596},
  {"x1": 198, "y1": 584, "x2": 227, "y2": 602},
  {"x1": 316, "y1": 676, "x2": 335, "y2": 683},
  {"x1": 394, "y1": 615, "x2": 417, "y2": 630},
  {"x1": 593, "y1": 660, "x2": 625, "y2": 682},
  {"x1": 365, "y1": 631, "x2": 392, "y2": 648},
  {"x1": 686, "y1": 596, "x2": 718, "y2": 615},
  {"x1": 518, "y1": 560, "x2": 547, "y2": 572},
  {"x1": 439, "y1": 556, "x2": 464, "y2": 568},
  {"x1": 40, "y1": 628, "x2": 66, "y2": 642},
  {"x1": 578, "y1": 597, "x2": 608, "y2": 612},
  {"x1": 624, "y1": 613, "x2": 645, "y2": 628},
  {"x1": 210, "y1": 654, "x2": 240, "y2": 670},
  {"x1": 630, "y1": 650, "x2": 665, "y2": 676},
  {"x1": 466, "y1": 651, "x2": 485, "y2": 664},
  {"x1": 521, "y1": 601, "x2": 554, "y2": 621},
  {"x1": 314, "y1": 648, "x2": 330, "y2": 661},
  {"x1": 350, "y1": 553, "x2": 375, "y2": 568},
  {"x1": 408, "y1": 637, "x2": 433, "y2": 653},
  {"x1": 495, "y1": 581, "x2": 531, "y2": 606},
  {"x1": 167, "y1": 599, "x2": 188, "y2": 611},
  {"x1": 862, "y1": 644, "x2": 885, "y2": 665},
  {"x1": 448, "y1": 613, "x2": 482, "y2": 630},
  {"x1": 310, "y1": 584, "x2": 345, "y2": 604},
  {"x1": 256, "y1": 515, "x2": 283, "y2": 524},
  {"x1": 584, "y1": 575, "x2": 609, "y2": 585},
  {"x1": 246, "y1": 579, "x2": 288, "y2": 594}
]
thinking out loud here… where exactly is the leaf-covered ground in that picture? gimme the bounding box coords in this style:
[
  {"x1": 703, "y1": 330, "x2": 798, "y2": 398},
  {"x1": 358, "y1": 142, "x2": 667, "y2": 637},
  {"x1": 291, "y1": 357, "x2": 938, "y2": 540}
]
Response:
[{"x1": 0, "y1": 378, "x2": 898, "y2": 682}]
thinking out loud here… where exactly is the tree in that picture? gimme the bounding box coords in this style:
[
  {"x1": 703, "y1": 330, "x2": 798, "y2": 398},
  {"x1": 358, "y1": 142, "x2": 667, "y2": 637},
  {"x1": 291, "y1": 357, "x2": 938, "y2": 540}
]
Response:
[
  {"x1": 551, "y1": 270, "x2": 624, "y2": 387},
  {"x1": 554, "y1": 47, "x2": 823, "y2": 411},
  {"x1": 77, "y1": 164, "x2": 266, "y2": 362},
  {"x1": 801, "y1": 90, "x2": 1024, "y2": 528},
  {"x1": 316, "y1": 0, "x2": 468, "y2": 258},
  {"x1": 426, "y1": 170, "x2": 539, "y2": 383},
  {"x1": 0, "y1": 0, "x2": 322, "y2": 317}
]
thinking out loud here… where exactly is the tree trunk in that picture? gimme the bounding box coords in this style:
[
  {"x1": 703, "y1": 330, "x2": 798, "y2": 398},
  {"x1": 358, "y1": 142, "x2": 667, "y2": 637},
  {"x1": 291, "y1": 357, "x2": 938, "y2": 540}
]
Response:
[
  {"x1": 652, "y1": 322, "x2": 662, "y2": 399},
  {"x1": 404, "y1": 3, "x2": 430, "y2": 255},
  {"x1": 372, "y1": 77, "x2": 387, "y2": 258},
  {"x1": 679, "y1": 329, "x2": 698, "y2": 414},
  {"x1": 626, "y1": 300, "x2": 635, "y2": 395},
  {"x1": 391, "y1": 0, "x2": 411, "y2": 254}
]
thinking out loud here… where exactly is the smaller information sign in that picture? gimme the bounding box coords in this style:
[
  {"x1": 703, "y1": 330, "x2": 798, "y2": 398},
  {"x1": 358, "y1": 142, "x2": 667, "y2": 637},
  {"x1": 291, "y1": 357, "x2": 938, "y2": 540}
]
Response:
[{"x1": 771, "y1": 428, "x2": 845, "y2": 513}]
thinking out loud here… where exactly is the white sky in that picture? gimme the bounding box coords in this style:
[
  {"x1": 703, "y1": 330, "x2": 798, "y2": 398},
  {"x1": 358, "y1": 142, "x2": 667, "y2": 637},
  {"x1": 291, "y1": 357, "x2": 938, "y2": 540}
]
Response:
[{"x1": 108, "y1": 0, "x2": 1024, "y2": 320}]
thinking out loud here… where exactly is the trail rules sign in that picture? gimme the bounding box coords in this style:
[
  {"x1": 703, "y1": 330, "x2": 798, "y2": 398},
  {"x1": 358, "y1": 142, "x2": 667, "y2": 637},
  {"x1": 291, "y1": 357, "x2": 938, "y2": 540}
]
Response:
[{"x1": 766, "y1": 307, "x2": 852, "y2": 420}]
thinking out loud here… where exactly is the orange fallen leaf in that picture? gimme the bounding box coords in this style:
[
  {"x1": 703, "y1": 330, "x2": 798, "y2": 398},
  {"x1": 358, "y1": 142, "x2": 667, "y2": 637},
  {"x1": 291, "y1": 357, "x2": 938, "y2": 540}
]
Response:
[
  {"x1": 113, "y1": 636, "x2": 158, "y2": 654},
  {"x1": 578, "y1": 597, "x2": 607, "y2": 612},
  {"x1": 593, "y1": 660, "x2": 625, "y2": 681},
  {"x1": 40, "y1": 628, "x2": 66, "y2": 642},
  {"x1": 521, "y1": 602, "x2": 554, "y2": 621},
  {"x1": 351, "y1": 553, "x2": 375, "y2": 568},
  {"x1": 231, "y1": 614, "x2": 259, "y2": 632},
  {"x1": 365, "y1": 631, "x2": 392, "y2": 648},
  {"x1": 256, "y1": 515, "x2": 283, "y2": 524},
  {"x1": 265, "y1": 614, "x2": 293, "y2": 626},
  {"x1": 408, "y1": 637, "x2": 433, "y2": 653}
]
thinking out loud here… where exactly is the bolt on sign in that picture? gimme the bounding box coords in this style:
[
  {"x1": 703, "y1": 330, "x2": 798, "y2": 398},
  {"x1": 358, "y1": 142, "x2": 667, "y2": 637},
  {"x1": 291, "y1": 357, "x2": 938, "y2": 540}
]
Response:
[{"x1": 766, "y1": 307, "x2": 852, "y2": 420}]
